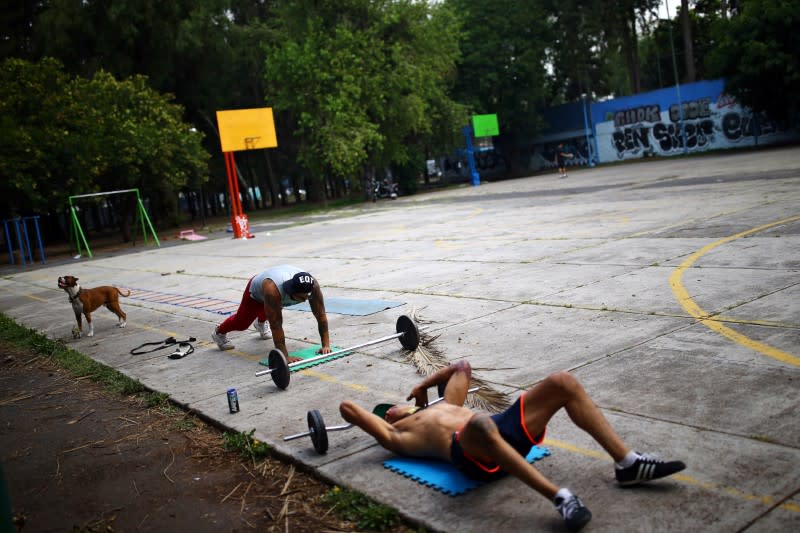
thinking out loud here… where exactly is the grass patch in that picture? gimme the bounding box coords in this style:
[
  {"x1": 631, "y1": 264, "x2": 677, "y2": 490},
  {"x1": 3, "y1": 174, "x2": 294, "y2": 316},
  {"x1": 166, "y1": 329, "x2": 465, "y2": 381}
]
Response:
[
  {"x1": 146, "y1": 391, "x2": 170, "y2": 408},
  {"x1": 175, "y1": 417, "x2": 197, "y2": 432},
  {"x1": 222, "y1": 428, "x2": 271, "y2": 462},
  {"x1": 0, "y1": 313, "x2": 145, "y2": 395},
  {"x1": 323, "y1": 486, "x2": 399, "y2": 531}
]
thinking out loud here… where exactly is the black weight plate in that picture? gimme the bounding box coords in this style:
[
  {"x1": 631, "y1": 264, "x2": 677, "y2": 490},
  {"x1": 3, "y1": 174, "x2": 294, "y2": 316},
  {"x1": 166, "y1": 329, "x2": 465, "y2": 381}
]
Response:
[
  {"x1": 308, "y1": 409, "x2": 328, "y2": 454},
  {"x1": 269, "y1": 349, "x2": 291, "y2": 390},
  {"x1": 396, "y1": 315, "x2": 420, "y2": 351}
]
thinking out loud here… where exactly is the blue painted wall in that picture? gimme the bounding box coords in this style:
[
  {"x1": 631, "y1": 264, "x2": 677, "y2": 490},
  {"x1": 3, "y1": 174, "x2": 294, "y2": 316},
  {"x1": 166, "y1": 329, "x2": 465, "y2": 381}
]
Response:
[
  {"x1": 590, "y1": 79, "x2": 799, "y2": 162},
  {"x1": 526, "y1": 79, "x2": 799, "y2": 171}
]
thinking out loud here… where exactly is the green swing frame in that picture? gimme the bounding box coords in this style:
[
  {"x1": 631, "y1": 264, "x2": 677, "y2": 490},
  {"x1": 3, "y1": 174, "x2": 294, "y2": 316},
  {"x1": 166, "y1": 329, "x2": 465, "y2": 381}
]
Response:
[{"x1": 68, "y1": 188, "x2": 160, "y2": 259}]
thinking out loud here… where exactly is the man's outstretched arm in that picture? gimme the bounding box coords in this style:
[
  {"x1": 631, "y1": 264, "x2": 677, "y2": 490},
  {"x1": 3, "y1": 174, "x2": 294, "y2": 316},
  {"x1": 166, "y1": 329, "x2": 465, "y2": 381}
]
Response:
[
  {"x1": 340, "y1": 400, "x2": 400, "y2": 452},
  {"x1": 407, "y1": 360, "x2": 472, "y2": 407},
  {"x1": 308, "y1": 279, "x2": 330, "y2": 354}
]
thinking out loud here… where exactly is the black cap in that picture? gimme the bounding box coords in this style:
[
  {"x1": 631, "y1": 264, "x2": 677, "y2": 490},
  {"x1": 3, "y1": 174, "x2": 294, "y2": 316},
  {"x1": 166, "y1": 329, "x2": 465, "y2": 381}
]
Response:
[{"x1": 288, "y1": 272, "x2": 314, "y2": 295}]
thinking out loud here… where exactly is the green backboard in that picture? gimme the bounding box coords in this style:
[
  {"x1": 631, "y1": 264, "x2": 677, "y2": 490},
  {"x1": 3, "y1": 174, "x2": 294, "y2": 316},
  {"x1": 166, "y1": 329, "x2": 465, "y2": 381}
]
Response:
[{"x1": 472, "y1": 114, "x2": 499, "y2": 137}]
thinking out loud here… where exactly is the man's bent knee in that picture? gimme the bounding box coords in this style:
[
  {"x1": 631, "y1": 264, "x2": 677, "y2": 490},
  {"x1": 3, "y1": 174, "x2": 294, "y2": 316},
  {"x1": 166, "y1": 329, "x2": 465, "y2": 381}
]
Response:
[
  {"x1": 545, "y1": 371, "x2": 581, "y2": 393},
  {"x1": 460, "y1": 413, "x2": 503, "y2": 457}
]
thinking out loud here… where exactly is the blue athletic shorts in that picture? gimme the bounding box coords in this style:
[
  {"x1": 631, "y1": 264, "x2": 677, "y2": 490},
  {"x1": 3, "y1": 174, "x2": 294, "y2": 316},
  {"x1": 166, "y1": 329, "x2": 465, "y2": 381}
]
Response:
[{"x1": 450, "y1": 396, "x2": 545, "y2": 481}]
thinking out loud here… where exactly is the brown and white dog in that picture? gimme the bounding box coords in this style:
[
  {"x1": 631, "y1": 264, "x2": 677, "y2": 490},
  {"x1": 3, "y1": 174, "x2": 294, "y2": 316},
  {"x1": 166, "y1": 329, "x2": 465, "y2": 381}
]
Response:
[{"x1": 58, "y1": 275, "x2": 130, "y2": 338}]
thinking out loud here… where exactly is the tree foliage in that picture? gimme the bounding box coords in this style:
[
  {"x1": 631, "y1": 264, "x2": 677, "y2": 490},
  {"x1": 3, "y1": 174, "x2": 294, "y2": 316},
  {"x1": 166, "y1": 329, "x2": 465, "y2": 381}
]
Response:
[
  {"x1": 1, "y1": 0, "x2": 797, "y2": 225},
  {"x1": 446, "y1": 0, "x2": 552, "y2": 174},
  {"x1": 450, "y1": 0, "x2": 550, "y2": 131},
  {"x1": 263, "y1": 0, "x2": 466, "y2": 201},
  {"x1": 544, "y1": 0, "x2": 615, "y2": 101},
  {"x1": 706, "y1": 0, "x2": 800, "y2": 123},
  {"x1": 0, "y1": 58, "x2": 208, "y2": 222}
]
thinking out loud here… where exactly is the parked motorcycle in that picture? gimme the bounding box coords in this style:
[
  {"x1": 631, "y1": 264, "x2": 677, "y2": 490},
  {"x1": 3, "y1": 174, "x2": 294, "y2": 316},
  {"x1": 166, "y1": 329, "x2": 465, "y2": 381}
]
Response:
[{"x1": 372, "y1": 178, "x2": 399, "y2": 201}]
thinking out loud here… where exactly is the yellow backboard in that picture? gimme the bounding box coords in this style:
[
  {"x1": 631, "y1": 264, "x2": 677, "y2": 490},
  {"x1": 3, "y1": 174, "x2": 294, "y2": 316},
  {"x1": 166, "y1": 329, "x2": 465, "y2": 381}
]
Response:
[{"x1": 216, "y1": 108, "x2": 278, "y2": 152}]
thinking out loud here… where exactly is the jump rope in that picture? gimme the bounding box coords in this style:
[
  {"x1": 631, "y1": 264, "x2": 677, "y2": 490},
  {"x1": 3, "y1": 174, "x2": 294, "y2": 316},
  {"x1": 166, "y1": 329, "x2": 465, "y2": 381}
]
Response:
[{"x1": 130, "y1": 336, "x2": 197, "y2": 359}]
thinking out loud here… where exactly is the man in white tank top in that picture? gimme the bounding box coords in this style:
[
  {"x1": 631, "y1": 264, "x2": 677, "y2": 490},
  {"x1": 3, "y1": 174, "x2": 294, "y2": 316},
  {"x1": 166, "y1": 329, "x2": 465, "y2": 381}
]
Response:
[{"x1": 211, "y1": 265, "x2": 330, "y2": 361}]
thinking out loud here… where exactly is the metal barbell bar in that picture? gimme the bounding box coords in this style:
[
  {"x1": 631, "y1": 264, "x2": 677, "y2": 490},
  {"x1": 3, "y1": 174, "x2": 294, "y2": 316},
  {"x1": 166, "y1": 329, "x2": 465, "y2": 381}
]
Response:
[
  {"x1": 255, "y1": 315, "x2": 420, "y2": 390},
  {"x1": 283, "y1": 387, "x2": 480, "y2": 454}
]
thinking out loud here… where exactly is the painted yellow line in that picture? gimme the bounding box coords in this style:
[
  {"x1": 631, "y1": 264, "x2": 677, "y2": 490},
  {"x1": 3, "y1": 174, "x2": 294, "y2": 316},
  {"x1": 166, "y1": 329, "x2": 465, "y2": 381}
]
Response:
[
  {"x1": 668, "y1": 215, "x2": 800, "y2": 367},
  {"x1": 543, "y1": 437, "x2": 609, "y2": 461},
  {"x1": 297, "y1": 368, "x2": 369, "y2": 393},
  {"x1": 544, "y1": 438, "x2": 800, "y2": 513}
]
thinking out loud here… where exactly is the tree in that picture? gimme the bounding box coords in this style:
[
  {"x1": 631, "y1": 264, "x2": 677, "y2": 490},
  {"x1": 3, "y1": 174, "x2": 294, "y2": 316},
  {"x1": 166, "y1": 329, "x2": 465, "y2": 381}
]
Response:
[
  {"x1": 263, "y1": 0, "x2": 465, "y2": 203},
  {"x1": 680, "y1": 0, "x2": 696, "y2": 82},
  {"x1": 24, "y1": 0, "x2": 242, "y2": 211},
  {"x1": 0, "y1": 57, "x2": 77, "y2": 219},
  {"x1": 0, "y1": 58, "x2": 208, "y2": 234},
  {"x1": 544, "y1": 0, "x2": 616, "y2": 101},
  {"x1": 449, "y1": 0, "x2": 552, "y2": 173},
  {"x1": 706, "y1": 0, "x2": 800, "y2": 124},
  {"x1": 603, "y1": 0, "x2": 662, "y2": 95}
]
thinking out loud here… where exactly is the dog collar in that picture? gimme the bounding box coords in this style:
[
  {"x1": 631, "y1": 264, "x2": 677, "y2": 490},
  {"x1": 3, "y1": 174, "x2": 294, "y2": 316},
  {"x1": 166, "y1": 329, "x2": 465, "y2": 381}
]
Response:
[{"x1": 69, "y1": 288, "x2": 82, "y2": 303}]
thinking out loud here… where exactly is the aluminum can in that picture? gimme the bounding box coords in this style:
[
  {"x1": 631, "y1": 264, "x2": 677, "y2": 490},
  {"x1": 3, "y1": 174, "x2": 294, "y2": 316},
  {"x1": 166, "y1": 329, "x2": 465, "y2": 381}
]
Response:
[{"x1": 227, "y1": 388, "x2": 240, "y2": 413}]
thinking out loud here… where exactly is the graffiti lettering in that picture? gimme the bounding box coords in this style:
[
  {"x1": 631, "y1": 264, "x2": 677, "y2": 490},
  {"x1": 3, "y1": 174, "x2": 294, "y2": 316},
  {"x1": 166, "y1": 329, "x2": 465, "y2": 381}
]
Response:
[
  {"x1": 585, "y1": 82, "x2": 800, "y2": 165},
  {"x1": 669, "y1": 99, "x2": 711, "y2": 122},
  {"x1": 716, "y1": 93, "x2": 737, "y2": 110},
  {"x1": 651, "y1": 120, "x2": 714, "y2": 151},
  {"x1": 612, "y1": 127, "x2": 651, "y2": 153},
  {"x1": 722, "y1": 111, "x2": 780, "y2": 141},
  {"x1": 614, "y1": 105, "x2": 661, "y2": 128}
]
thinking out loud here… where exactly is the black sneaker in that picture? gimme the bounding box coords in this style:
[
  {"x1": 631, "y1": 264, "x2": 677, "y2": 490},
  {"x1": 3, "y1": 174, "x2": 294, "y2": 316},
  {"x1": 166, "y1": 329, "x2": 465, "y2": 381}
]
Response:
[
  {"x1": 554, "y1": 493, "x2": 592, "y2": 531},
  {"x1": 615, "y1": 452, "x2": 686, "y2": 486}
]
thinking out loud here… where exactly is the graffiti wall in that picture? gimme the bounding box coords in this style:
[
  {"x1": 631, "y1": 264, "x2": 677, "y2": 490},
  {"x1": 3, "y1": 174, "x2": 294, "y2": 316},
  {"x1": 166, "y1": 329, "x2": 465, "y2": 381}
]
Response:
[{"x1": 591, "y1": 79, "x2": 799, "y2": 162}]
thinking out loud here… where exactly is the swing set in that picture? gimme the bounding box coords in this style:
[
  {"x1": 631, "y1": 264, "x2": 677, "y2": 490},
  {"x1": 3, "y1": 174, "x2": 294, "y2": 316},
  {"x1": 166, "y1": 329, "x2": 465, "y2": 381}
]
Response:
[{"x1": 68, "y1": 188, "x2": 160, "y2": 258}]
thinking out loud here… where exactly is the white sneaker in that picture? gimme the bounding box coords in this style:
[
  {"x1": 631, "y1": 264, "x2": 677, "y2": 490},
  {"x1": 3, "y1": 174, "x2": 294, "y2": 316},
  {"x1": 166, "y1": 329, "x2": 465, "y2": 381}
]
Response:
[
  {"x1": 212, "y1": 328, "x2": 234, "y2": 350},
  {"x1": 254, "y1": 320, "x2": 272, "y2": 339},
  {"x1": 554, "y1": 492, "x2": 591, "y2": 531}
]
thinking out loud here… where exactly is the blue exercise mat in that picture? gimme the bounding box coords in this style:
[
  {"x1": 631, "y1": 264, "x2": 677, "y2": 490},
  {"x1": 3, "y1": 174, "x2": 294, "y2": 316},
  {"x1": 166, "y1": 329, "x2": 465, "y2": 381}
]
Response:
[
  {"x1": 383, "y1": 446, "x2": 551, "y2": 496},
  {"x1": 285, "y1": 297, "x2": 404, "y2": 316}
]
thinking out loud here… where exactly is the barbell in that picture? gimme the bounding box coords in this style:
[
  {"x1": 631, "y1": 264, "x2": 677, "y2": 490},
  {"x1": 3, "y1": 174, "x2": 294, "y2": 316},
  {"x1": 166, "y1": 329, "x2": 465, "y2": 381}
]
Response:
[
  {"x1": 283, "y1": 386, "x2": 479, "y2": 454},
  {"x1": 255, "y1": 314, "x2": 420, "y2": 390}
]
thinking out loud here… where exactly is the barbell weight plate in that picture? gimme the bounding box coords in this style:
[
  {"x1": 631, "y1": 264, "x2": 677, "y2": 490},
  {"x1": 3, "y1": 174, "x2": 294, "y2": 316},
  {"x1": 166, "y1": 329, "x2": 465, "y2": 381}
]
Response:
[
  {"x1": 396, "y1": 314, "x2": 420, "y2": 351},
  {"x1": 269, "y1": 349, "x2": 291, "y2": 390},
  {"x1": 308, "y1": 409, "x2": 329, "y2": 454}
]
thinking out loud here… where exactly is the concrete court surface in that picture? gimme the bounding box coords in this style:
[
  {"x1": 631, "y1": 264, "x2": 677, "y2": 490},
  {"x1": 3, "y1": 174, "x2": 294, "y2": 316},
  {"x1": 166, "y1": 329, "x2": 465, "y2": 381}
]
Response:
[{"x1": 1, "y1": 146, "x2": 799, "y2": 532}]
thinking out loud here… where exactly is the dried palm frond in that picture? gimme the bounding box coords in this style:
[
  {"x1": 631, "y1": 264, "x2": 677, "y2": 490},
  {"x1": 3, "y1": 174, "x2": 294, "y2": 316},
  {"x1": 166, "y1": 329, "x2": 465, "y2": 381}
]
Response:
[
  {"x1": 402, "y1": 308, "x2": 511, "y2": 413},
  {"x1": 405, "y1": 330, "x2": 447, "y2": 376},
  {"x1": 464, "y1": 377, "x2": 511, "y2": 413}
]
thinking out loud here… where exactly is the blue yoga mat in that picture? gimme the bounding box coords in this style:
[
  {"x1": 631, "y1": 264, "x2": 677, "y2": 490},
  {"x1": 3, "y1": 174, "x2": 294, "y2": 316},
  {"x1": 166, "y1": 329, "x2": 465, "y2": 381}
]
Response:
[
  {"x1": 285, "y1": 297, "x2": 404, "y2": 316},
  {"x1": 383, "y1": 446, "x2": 551, "y2": 496}
]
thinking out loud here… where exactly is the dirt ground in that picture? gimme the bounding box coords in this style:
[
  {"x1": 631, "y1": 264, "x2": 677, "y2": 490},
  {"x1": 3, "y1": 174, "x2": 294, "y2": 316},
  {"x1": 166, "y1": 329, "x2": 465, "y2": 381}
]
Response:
[{"x1": 0, "y1": 343, "x2": 420, "y2": 532}]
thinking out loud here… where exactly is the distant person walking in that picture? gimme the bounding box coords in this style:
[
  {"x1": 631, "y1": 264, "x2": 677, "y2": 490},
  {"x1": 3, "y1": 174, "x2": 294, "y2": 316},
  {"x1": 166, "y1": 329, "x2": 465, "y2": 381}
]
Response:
[{"x1": 555, "y1": 143, "x2": 573, "y2": 178}]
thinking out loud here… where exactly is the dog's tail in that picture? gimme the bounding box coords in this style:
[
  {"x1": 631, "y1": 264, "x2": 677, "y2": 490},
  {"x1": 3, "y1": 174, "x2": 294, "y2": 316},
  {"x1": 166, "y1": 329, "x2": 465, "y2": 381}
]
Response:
[{"x1": 116, "y1": 287, "x2": 132, "y2": 297}]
